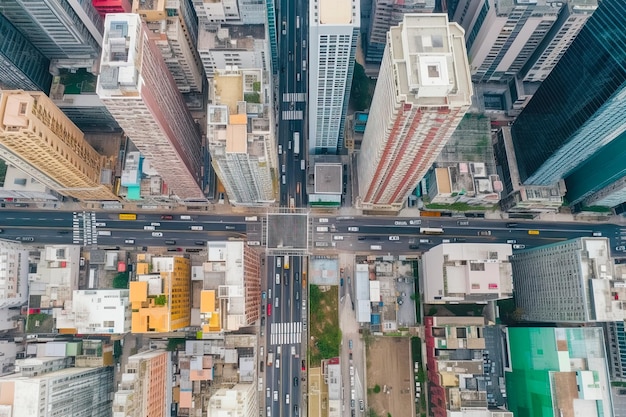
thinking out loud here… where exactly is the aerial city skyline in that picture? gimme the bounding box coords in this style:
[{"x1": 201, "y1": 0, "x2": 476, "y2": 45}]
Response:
[{"x1": 0, "y1": 0, "x2": 625, "y2": 417}]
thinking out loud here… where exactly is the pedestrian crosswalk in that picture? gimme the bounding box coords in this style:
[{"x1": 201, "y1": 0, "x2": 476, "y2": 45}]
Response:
[
  {"x1": 72, "y1": 211, "x2": 97, "y2": 246},
  {"x1": 270, "y1": 322, "x2": 302, "y2": 345},
  {"x1": 282, "y1": 93, "x2": 306, "y2": 102},
  {"x1": 282, "y1": 110, "x2": 303, "y2": 120}
]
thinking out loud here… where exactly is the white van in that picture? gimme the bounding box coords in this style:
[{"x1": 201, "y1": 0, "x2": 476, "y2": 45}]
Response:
[
  {"x1": 316, "y1": 226, "x2": 329, "y2": 232},
  {"x1": 291, "y1": 346, "x2": 296, "y2": 356},
  {"x1": 180, "y1": 215, "x2": 191, "y2": 220},
  {"x1": 370, "y1": 245, "x2": 382, "y2": 250},
  {"x1": 191, "y1": 225, "x2": 203, "y2": 231},
  {"x1": 97, "y1": 230, "x2": 111, "y2": 236},
  {"x1": 282, "y1": 175, "x2": 286, "y2": 185},
  {"x1": 276, "y1": 273, "x2": 281, "y2": 285},
  {"x1": 144, "y1": 225, "x2": 155, "y2": 231},
  {"x1": 276, "y1": 257, "x2": 282, "y2": 268},
  {"x1": 333, "y1": 235, "x2": 344, "y2": 241}
]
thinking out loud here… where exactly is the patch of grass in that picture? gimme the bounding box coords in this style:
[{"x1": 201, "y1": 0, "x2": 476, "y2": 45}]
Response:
[
  {"x1": 308, "y1": 285, "x2": 340, "y2": 366},
  {"x1": 26, "y1": 313, "x2": 52, "y2": 333},
  {"x1": 112, "y1": 272, "x2": 129, "y2": 289},
  {"x1": 373, "y1": 384, "x2": 381, "y2": 393},
  {"x1": 580, "y1": 205, "x2": 612, "y2": 213},
  {"x1": 368, "y1": 408, "x2": 379, "y2": 417},
  {"x1": 612, "y1": 381, "x2": 626, "y2": 387}
]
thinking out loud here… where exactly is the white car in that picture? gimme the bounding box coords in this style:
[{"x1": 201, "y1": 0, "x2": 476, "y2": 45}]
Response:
[
  {"x1": 144, "y1": 225, "x2": 155, "y2": 231},
  {"x1": 151, "y1": 222, "x2": 160, "y2": 227},
  {"x1": 506, "y1": 239, "x2": 517, "y2": 244},
  {"x1": 513, "y1": 244, "x2": 526, "y2": 249},
  {"x1": 319, "y1": 218, "x2": 329, "y2": 223},
  {"x1": 286, "y1": 394, "x2": 290, "y2": 404},
  {"x1": 389, "y1": 236, "x2": 400, "y2": 241},
  {"x1": 191, "y1": 225, "x2": 203, "y2": 231},
  {"x1": 348, "y1": 227, "x2": 359, "y2": 232},
  {"x1": 95, "y1": 222, "x2": 106, "y2": 227},
  {"x1": 124, "y1": 239, "x2": 135, "y2": 244},
  {"x1": 152, "y1": 232, "x2": 163, "y2": 237},
  {"x1": 617, "y1": 246, "x2": 626, "y2": 251},
  {"x1": 266, "y1": 388, "x2": 270, "y2": 398},
  {"x1": 274, "y1": 390, "x2": 278, "y2": 401}
]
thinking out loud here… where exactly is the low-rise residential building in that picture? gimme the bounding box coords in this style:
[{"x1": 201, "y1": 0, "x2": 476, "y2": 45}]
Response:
[
  {"x1": 511, "y1": 237, "x2": 626, "y2": 323},
  {"x1": 422, "y1": 243, "x2": 513, "y2": 304},
  {"x1": 113, "y1": 350, "x2": 171, "y2": 417},
  {"x1": 505, "y1": 327, "x2": 613, "y2": 417},
  {"x1": 426, "y1": 163, "x2": 501, "y2": 206},
  {"x1": 54, "y1": 289, "x2": 131, "y2": 334},
  {"x1": 28, "y1": 245, "x2": 81, "y2": 309},
  {"x1": 0, "y1": 239, "x2": 29, "y2": 310},
  {"x1": 130, "y1": 256, "x2": 191, "y2": 333},
  {"x1": 425, "y1": 316, "x2": 512, "y2": 417},
  {"x1": 193, "y1": 241, "x2": 261, "y2": 335}
]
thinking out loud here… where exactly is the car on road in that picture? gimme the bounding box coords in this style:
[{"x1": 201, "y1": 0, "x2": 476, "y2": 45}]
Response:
[
  {"x1": 267, "y1": 304, "x2": 272, "y2": 316},
  {"x1": 194, "y1": 241, "x2": 205, "y2": 246},
  {"x1": 506, "y1": 223, "x2": 518, "y2": 228},
  {"x1": 286, "y1": 394, "x2": 290, "y2": 404},
  {"x1": 144, "y1": 225, "x2": 155, "y2": 231},
  {"x1": 294, "y1": 377, "x2": 299, "y2": 386},
  {"x1": 190, "y1": 225, "x2": 203, "y2": 231},
  {"x1": 593, "y1": 231, "x2": 602, "y2": 236},
  {"x1": 348, "y1": 227, "x2": 359, "y2": 232},
  {"x1": 275, "y1": 273, "x2": 280, "y2": 285},
  {"x1": 161, "y1": 215, "x2": 173, "y2": 220},
  {"x1": 152, "y1": 232, "x2": 163, "y2": 237},
  {"x1": 275, "y1": 358, "x2": 280, "y2": 369},
  {"x1": 124, "y1": 239, "x2": 135, "y2": 244},
  {"x1": 513, "y1": 244, "x2": 526, "y2": 249},
  {"x1": 16, "y1": 236, "x2": 35, "y2": 242},
  {"x1": 457, "y1": 220, "x2": 469, "y2": 226},
  {"x1": 359, "y1": 400, "x2": 365, "y2": 411},
  {"x1": 302, "y1": 360, "x2": 306, "y2": 371},
  {"x1": 409, "y1": 244, "x2": 419, "y2": 249},
  {"x1": 267, "y1": 407, "x2": 271, "y2": 417},
  {"x1": 266, "y1": 388, "x2": 270, "y2": 398},
  {"x1": 294, "y1": 405, "x2": 299, "y2": 417},
  {"x1": 389, "y1": 235, "x2": 400, "y2": 241},
  {"x1": 506, "y1": 239, "x2": 516, "y2": 244},
  {"x1": 477, "y1": 230, "x2": 491, "y2": 236},
  {"x1": 273, "y1": 390, "x2": 278, "y2": 401},
  {"x1": 351, "y1": 399, "x2": 355, "y2": 409},
  {"x1": 349, "y1": 339, "x2": 353, "y2": 350},
  {"x1": 164, "y1": 240, "x2": 176, "y2": 245},
  {"x1": 295, "y1": 291, "x2": 299, "y2": 301},
  {"x1": 295, "y1": 273, "x2": 300, "y2": 282},
  {"x1": 617, "y1": 246, "x2": 626, "y2": 251}
]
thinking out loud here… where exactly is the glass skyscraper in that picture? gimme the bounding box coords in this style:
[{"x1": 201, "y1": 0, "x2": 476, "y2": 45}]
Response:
[
  {"x1": 0, "y1": 14, "x2": 52, "y2": 93},
  {"x1": 510, "y1": 0, "x2": 626, "y2": 186}
]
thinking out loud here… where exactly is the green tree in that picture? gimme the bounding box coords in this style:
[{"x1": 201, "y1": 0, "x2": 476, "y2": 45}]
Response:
[
  {"x1": 112, "y1": 272, "x2": 129, "y2": 289},
  {"x1": 350, "y1": 63, "x2": 372, "y2": 111},
  {"x1": 373, "y1": 384, "x2": 381, "y2": 393},
  {"x1": 154, "y1": 295, "x2": 167, "y2": 306}
]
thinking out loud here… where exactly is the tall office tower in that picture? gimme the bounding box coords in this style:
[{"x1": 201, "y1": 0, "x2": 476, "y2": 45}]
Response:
[
  {"x1": 511, "y1": 237, "x2": 626, "y2": 323},
  {"x1": 207, "y1": 69, "x2": 275, "y2": 206},
  {"x1": 452, "y1": 0, "x2": 596, "y2": 83},
  {"x1": 0, "y1": 14, "x2": 52, "y2": 94},
  {"x1": 0, "y1": 0, "x2": 103, "y2": 60},
  {"x1": 0, "y1": 90, "x2": 118, "y2": 201},
  {"x1": 505, "y1": 327, "x2": 614, "y2": 417},
  {"x1": 133, "y1": 0, "x2": 203, "y2": 93},
  {"x1": 113, "y1": 350, "x2": 171, "y2": 417},
  {"x1": 510, "y1": 0, "x2": 626, "y2": 192},
  {"x1": 365, "y1": 0, "x2": 436, "y2": 65},
  {"x1": 97, "y1": 14, "x2": 205, "y2": 201},
  {"x1": 265, "y1": 0, "x2": 278, "y2": 73},
  {"x1": 92, "y1": 0, "x2": 131, "y2": 16},
  {"x1": 0, "y1": 365, "x2": 114, "y2": 416},
  {"x1": 357, "y1": 14, "x2": 472, "y2": 212},
  {"x1": 237, "y1": 0, "x2": 265, "y2": 24},
  {"x1": 604, "y1": 321, "x2": 626, "y2": 382},
  {"x1": 191, "y1": 0, "x2": 241, "y2": 26},
  {"x1": 308, "y1": 0, "x2": 360, "y2": 154}
]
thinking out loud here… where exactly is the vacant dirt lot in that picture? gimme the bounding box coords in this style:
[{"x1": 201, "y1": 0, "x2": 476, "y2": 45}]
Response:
[{"x1": 367, "y1": 337, "x2": 414, "y2": 417}]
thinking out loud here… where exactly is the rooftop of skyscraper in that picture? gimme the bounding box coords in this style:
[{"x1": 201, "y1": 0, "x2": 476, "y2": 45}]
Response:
[{"x1": 319, "y1": 0, "x2": 354, "y2": 25}]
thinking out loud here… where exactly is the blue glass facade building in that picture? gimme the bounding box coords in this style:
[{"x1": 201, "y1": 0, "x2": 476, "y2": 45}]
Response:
[
  {"x1": 0, "y1": 13, "x2": 52, "y2": 93},
  {"x1": 510, "y1": 0, "x2": 626, "y2": 187}
]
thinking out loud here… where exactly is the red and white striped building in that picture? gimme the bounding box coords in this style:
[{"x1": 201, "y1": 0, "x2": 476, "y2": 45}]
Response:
[{"x1": 357, "y1": 14, "x2": 472, "y2": 212}]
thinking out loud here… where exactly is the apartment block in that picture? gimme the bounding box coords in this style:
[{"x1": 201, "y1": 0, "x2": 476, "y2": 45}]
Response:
[
  {"x1": 505, "y1": 327, "x2": 613, "y2": 417},
  {"x1": 366, "y1": 0, "x2": 436, "y2": 64},
  {"x1": 130, "y1": 256, "x2": 191, "y2": 333},
  {"x1": 113, "y1": 350, "x2": 171, "y2": 417},
  {"x1": 425, "y1": 316, "x2": 513, "y2": 417},
  {"x1": 97, "y1": 13, "x2": 204, "y2": 201},
  {"x1": 308, "y1": 0, "x2": 360, "y2": 153},
  {"x1": 191, "y1": 0, "x2": 241, "y2": 25},
  {"x1": 54, "y1": 289, "x2": 131, "y2": 334},
  {"x1": 0, "y1": 14, "x2": 52, "y2": 94},
  {"x1": 0, "y1": 0, "x2": 103, "y2": 61},
  {"x1": 0, "y1": 364, "x2": 114, "y2": 417},
  {"x1": 422, "y1": 243, "x2": 513, "y2": 304},
  {"x1": 207, "y1": 383, "x2": 257, "y2": 416},
  {"x1": 453, "y1": 0, "x2": 596, "y2": 83},
  {"x1": 207, "y1": 68, "x2": 275, "y2": 205},
  {"x1": 0, "y1": 239, "x2": 29, "y2": 310},
  {"x1": 511, "y1": 237, "x2": 626, "y2": 323},
  {"x1": 357, "y1": 14, "x2": 472, "y2": 212},
  {"x1": 604, "y1": 321, "x2": 626, "y2": 382},
  {"x1": 0, "y1": 90, "x2": 118, "y2": 201},
  {"x1": 197, "y1": 25, "x2": 267, "y2": 78},
  {"x1": 28, "y1": 245, "x2": 81, "y2": 309},
  {"x1": 132, "y1": 0, "x2": 203, "y2": 93},
  {"x1": 194, "y1": 241, "x2": 261, "y2": 334}
]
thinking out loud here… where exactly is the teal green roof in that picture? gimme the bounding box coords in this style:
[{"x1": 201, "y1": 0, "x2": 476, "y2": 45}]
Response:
[{"x1": 127, "y1": 186, "x2": 141, "y2": 201}]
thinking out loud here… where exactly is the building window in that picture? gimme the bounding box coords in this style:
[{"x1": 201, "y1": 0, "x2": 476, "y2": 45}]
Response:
[{"x1": 19, "y1": 102, "x2": 27, "y2": 115}]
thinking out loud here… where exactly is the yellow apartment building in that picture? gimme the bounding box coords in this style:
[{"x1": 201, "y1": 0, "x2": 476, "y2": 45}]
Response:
[
  {"x1": 0, "y1": 90, "x2": 117, "y2": 201},
  {"x1": 130, "y1": 256, "x2": 191, "y2": 333}
]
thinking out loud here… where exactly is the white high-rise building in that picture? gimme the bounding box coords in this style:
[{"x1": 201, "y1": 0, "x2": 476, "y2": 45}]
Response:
[
  {"x1": 308, "y1": 0, "x2": 360, "y2": 154},
  {"x1": 207, "y1": 68, "x2": 276, "y2": 205},
  {"x1": 356, "y1": 14, "x2": 472, "y2": 212},
  {"x1": 452, "y1": 0, "x2": 597, "y2": 83}
]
